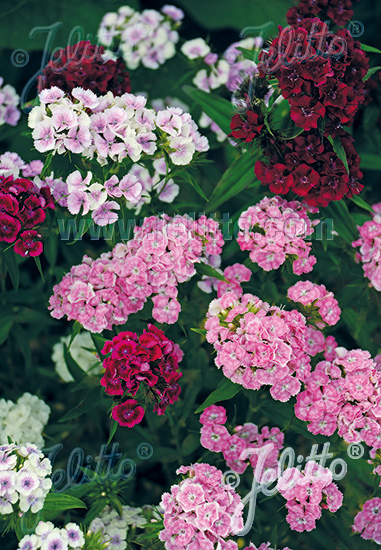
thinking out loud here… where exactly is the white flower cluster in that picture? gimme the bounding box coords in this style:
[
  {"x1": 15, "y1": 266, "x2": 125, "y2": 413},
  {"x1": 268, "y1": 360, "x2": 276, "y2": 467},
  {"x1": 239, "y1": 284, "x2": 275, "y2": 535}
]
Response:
[
  {"x1": 0, "y1": 443, "x2": 52, "y2": 516},
  {"x1": 28, "y1": 87, "x2": 209, "y2": 167},
  {"x1": 0, "y1": 393, "x2": 50, "y2": 448},
  {"x1": 18, "y1": 521, "x2": 86, "y2": 550},
  {"x1": 52, "y1": 332, "x2": 101, "y2": 383},
  {"x1": 98, "y1": 5, "x2": 184, "y2": 70},
  {"x1": 89, "y1": 505, "x2": 147, "y2": 550},
  {"x1": 0, "y1": 77, "x2": 21, "y2": 127}
]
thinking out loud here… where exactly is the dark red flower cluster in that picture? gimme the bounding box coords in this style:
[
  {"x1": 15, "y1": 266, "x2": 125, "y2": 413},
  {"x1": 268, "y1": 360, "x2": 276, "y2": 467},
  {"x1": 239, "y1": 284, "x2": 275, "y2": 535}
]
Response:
[
  {"x1": 254, "y1": 129, "x2": 363, "y2": 206},
  {"x1": 287, "y1": 0, "x2": 359, "y2": 28},
  {"x1": 229, "y1": 110, "x2": 264, "y2": 142},
  {"x1": 37, "y1": 40, "x2": 131, "y2": 97},
  {"x1": 101, "y1": 324, "x2": 183, "y2": 428},
  {"x1": 0, "y1": 175, "x2": 54, "y2": 257},
  {"x1": 258, "y1": 18, "x2": 369, "y2": 135}
]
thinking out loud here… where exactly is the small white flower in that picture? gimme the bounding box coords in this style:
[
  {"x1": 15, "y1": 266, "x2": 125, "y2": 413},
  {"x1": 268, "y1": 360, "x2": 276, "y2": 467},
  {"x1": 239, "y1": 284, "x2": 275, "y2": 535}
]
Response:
[{"x1": 181, "y1": 38, "x2": 210, "y2": 60}]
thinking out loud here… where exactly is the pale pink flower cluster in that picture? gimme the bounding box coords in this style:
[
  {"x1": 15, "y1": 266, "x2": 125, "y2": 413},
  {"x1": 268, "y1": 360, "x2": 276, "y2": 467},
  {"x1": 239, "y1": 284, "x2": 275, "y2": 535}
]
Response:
[
  {"x1": 277, "y1": 461, "x2": 343, "y2": 532},
  {"x1": 98, "y1": 6, "x2": 183, "y2": 70},
  {"x1": 159, "y1": 463, "x2": 244, "y2": 550},
  {"x1": 237, "y1": 196, "x2": 319, "y2": 274},
  {"x1": 205, "y1": 292, "x2": 311, "y2": 402},
  {"x1": 198, "y1": 262, "x2": 252, "y2": 298},
  {"x1": 18, "y1": 521, "x2": 86, "y2": 550},
  {"x1": 352, "y1": 497, "x2": 381, "y2": 544},
  {"x1": 49, "y1": 214, "x2": 224, "y2": 332},
  {"x1": 200, "y1": 404, "x2": 284, "y2": 475},
  {"x1": 352, "y1": 203, "x2": 381, "y2": 291},
  {"x1": 0, "y1": 443, "x2": 52, "y2": 516},
  {"x1": 287, "y1": 280, "x2": 341, "y2": 327},
  {"x1": 0, "y1": 77, "x2": 20, "y2": 127},
  {"x1": 295, "y1": 347, "x2": 381, "y2": 449},
  {"x1": 28, "y1": 87, "x2": 208, "y2": 166}
]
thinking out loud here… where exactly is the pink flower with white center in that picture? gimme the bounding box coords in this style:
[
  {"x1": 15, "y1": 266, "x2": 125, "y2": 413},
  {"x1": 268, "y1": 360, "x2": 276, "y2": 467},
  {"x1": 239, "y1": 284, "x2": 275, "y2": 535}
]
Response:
[
  {"x1": 63, "y1": 125, "x2": 91, "y2": 153},
  {"x1": 288, "y1": 281, "x2": 341, "y2": 327},
  {"x1": 39, "y1": 87, "x2": 65, "y2": 103},
  {"x1": 66, "y1": 170, "x2": 92, "y2": 191},
  {"x1": 71, "y1": 87, "x2": 99, "y2": 109},
  {"x1": 200, "y1": 405, "x2": 227, "y2": 426},
  {"x1": 119, "y1": 174, "x2": 142, "y2": 203},
  {"x1": 353, "y1": 497, "x2": 381, "y2": 544},
  {"x1": 32, "y1": 121, "x2": 55, "y2": 153},
  {"x1": 92, "y1": 201, "x2": 120, "y2": 226},
  {"x1": 177, "y1": 480, "x2": 205, "y2": 512},
  {"x1": 50, "y1": 105, "x2": 77, "y2": 131},
  {"x1": 200, "y1": 424, "x2": 230, "y2": 452}
]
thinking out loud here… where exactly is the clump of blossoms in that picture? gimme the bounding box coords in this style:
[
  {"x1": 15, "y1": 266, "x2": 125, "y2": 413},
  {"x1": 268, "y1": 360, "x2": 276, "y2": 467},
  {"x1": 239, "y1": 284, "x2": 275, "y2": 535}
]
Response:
[
  {"x1": 244, "y1": 543, "x2": 292, "y2": 550},
  {"x1": 159, "y1": 463, "x2": 244, "y2": 550},
  {"x1": 37, "y1": 40, "x2": 131, "y2": 97},
  {"x1": 237, "y1": 196, "x2": 319, "y2": 274},
  {"x1": 0, "y1": 174, "x2": 54, "y2": 257},
  {"x1": 254, "y1": 130, "x2": 363, "y2": 206},
  {"x1": 18, "y1": 521, "x2": 108, "y2": 550},
  {"x1": 52, "y1": 331, "x2": 101, "y2": 383},
  {"x1": 98, "y1": 5, "x2": 184, "y2": 70},
  {"x1": 205, "y1": 291, "x2": 311, "y2": 401},
  {"x1": 28, "y1": 88, "x2": 208, "y2": 166},
  {"x1": 200, "y1": 404, "x2": 284, "y2": 475},
  {"x1": 49, "y1": 214, "x2": 224, "y2": 332},
  {"x1": 352, "y1": 203, "x2": 381, "y2": 291},
  {"x1": 0, "y1": 393, "x2": 50, "y2": 448},
  {"x1": 277, "y1": 461, "x2": 343, "y2": 532},
  {"x1": 0, "y1": 443, "x2": 52, "y2": 516},
  {"x1": 295, "y1": 347, "x2": 381, "y2": 448},
  {"x1": 101, "y1": 324, "x2": 183, "y2": 427},
  {"x1": 288, "y1": 280, "x2": 341, "y2": 327},
  {"x1": 352, "y1": 497, "x2": 381, "y2": 544},
  {"x1": 258, "y1": 18, "x2": 369, "y2": 134},
  {"x1": 89, "y1": 504, "x2": 147, "y2": 550},
  {"x1": 198, "y1": 262, "x2": 252, "y2": 298},
  {"x1": 0, "y1": 78, "x2": 20, "y2": 127},
  {"x1": 287, "y1": 0, "x2": 359, "y2": 27}
]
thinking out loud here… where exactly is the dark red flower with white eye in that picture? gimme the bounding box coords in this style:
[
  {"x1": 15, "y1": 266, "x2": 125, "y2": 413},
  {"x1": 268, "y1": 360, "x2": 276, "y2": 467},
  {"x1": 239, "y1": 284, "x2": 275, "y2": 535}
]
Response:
[
  {"x1": 38, "y1": 40, "x2": 131, "y2": 97},
  {"x1": 291, "y1": 164, "x2": 320, "y2": 196},
  {"x1": 13, "y1": 230, "x2": 43, "y2": 257},
  {"x1": 290, "y1": 96, "x2": 326, "y2": 130},
  {"x1": 112, "y1": 399, "x2": 145, "y2": 428},
  {"x1": 229, "y1": 111, "x2": 264, "y2": 142},
  {"x1": 0, "y1": 213, "x2": 21, "y2": 243}
]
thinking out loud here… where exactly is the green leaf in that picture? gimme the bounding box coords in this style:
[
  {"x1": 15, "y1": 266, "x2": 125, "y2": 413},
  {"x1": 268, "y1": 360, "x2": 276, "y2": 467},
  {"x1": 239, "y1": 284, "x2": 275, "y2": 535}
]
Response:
[
  {"x1": 205, "y1": 151, "x2": 258, "y2": 212},
  {"x1": 107, "y1": 419, "x2": 118, "y2": 446},
  {"x1": 3, "y1": 248, "x2": 19, "y2": 292},
  {"x1": 190, "y1": 328, "x2": 207, "y2": 335},
  {"x1": 183, "y1": 85, "x2": 232, "y2": 135},
  {"x1": 43, "y1": 493, "x2": 86, "y2": 514},
  {"x1": 90, "y1": 333, "x2": 107, "y2": 357},
  {"x1": 195, "y1": 263, "x2": 228, "y2": 282},
  {"x1": 364, "y1": 65, "x2": 381, "y2": 81},
  {"x1": 195, "y1": 378, "x2": 241, "y2": 413},
  {"x1": 63, "y1": 343, "x2": 85, "y2": 382},
  {"x1": 33, "y1": 256, "x2": 45, "y2": 282},
  {"x1": 0, "y1": 316, "x2": 14, "y2": 346},
  {"x1": 360, "y1": 153, "x2": 381, "y2": 170},
  {"x1": 350, "y1": 195, "x2": 374, "y2": 213},
  {"x1": 327, "y1": 135, "x2": 349, "y2": 173},
  {"x1": 360, "y1": 42, "x2": 381, "y2": 54},
  {"x1": 183, "y1": 172, "x2": 208, "y2": 201},
  {"x1": 236, "y1": 46, "x2": 256, "y2": 61},
  {"x1": 59, "y1": 387, "x2": 101, "y2": 422},
  {"x1": 68, "y1": 321, "x2": 82, "y2": 351},
  {"x1": 325, "y1": 201, "x2": 358, "y2": 243}
]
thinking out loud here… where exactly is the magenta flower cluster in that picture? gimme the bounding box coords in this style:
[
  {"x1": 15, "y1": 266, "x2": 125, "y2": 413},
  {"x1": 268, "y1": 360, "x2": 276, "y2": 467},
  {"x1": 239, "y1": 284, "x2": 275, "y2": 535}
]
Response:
[
  {"x1": 205, "y1": 291, "x2": 311, "y2": 402},
  {"x1": 49, "y1": 214, "x2": 224, "y2": 332},
  {"x1": 352, "y1": 497, "x2": 381, "y2": 544},
  {"x1": 295, "y1": 347, "x2": 381, "y2": 448},
  {"x1": 28, "y1": 87, "x2": 209, "y2": 166},
  {"x1": 352, "y1": 203, "x2": 381, "y2": 292},
  {"x1": 287, "y1": 280, "x2": 341, "y2": 327},
  {"x1": 159, "y1": 463, "x2": 244, "y2": 550},
  {"x1": 237, "y1": 196, "x2": 319, "y2": 275},
  {"x1": 199, "y1": 404, "x2": 284, "y2": 475},
  {"x1": 277, "y1": 461, "x2": 343, "y2": 532}
]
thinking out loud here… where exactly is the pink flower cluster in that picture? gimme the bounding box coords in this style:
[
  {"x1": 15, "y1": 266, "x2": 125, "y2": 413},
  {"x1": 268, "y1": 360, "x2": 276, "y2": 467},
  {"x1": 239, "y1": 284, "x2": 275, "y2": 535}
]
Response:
[
  {"x1": 49, "y1": 214, "x2": 224, "y2": 332},
  {"x1": 28, "y1": 87, "x2": 208, "y2": 166},
  {"x1": 237, "y1": 196, "x2": 319, "y2": 275},
  {"x1": 205, "y1": 292, "x2": 311, "y2": 401},
  {"x1": 288, "y1": 280, "x2": 341, "y2": 327},
  {"x1": 200, "y1": 405, "x2": 284, "y2": 475},
  {"x1": 159, "y1": 463, "x2": 244, "y2": 550},
  {"x1": 277, "y1": 461, "x2": 343, "y2": 532},
  {"x1": 352, "y1": 203, "x2": 381, "y2": 291},
  {"x1": 244, "y1": 544, "x2": 292, "y2": 550},
  {"x1": 0, "y1": 77, "x2": 20, "y2": 127},
  {"x1": 295, "y1": 347, "x2": 381, "y2": 448},
  {"x1": 352, "y1": 497, "x2": 381, "y2": 544},
  {"x1": 198, "y1": 262, "x2": 252, "y2": 298}
]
